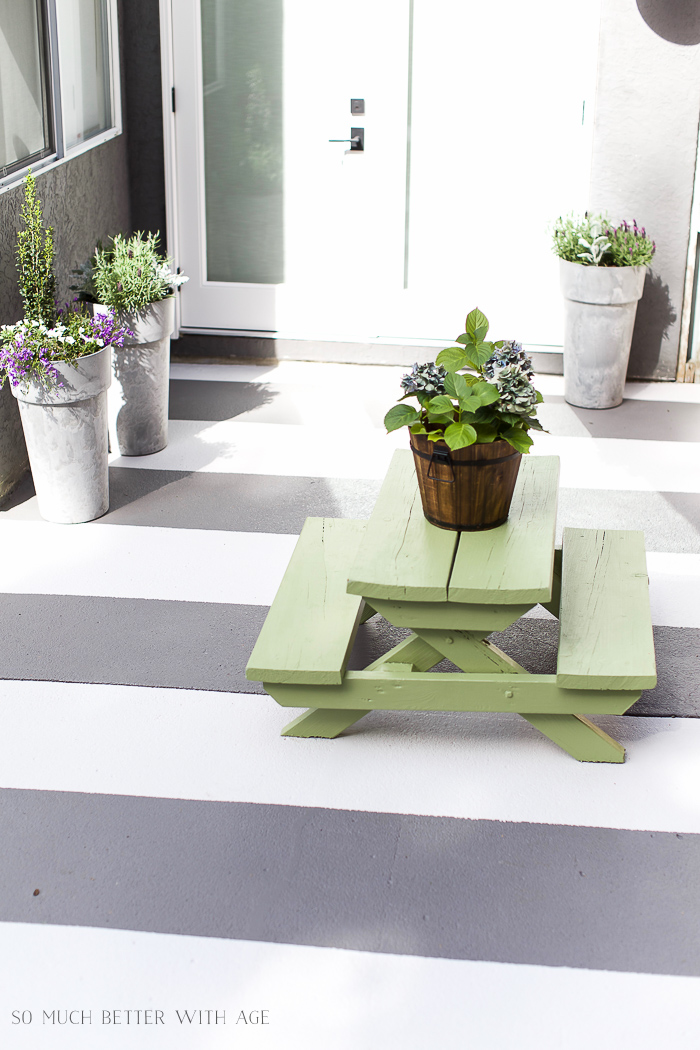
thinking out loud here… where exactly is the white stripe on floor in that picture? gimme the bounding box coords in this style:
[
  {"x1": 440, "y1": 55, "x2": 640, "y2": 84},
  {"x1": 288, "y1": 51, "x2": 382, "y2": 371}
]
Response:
[
  {"x1": 1, "y1": 681, "x2": 699, "y2": 835},
  {"x1": 109, "y1": 419, "x2": 700, "y2": 491},
  {"x1": 2, "y1": 923, "x2": 696, "y2": 1050},
  {"x1": 0, "y1": 520, "x2": 695, "y2": 625},
  {"x1": 0, "y1": 521, "x2": 297, "y2": 606},
  {"x1": 110, "y1": 420, "x2": 405, "y2": 480},
  {"x1": 2, "y1": 922, "x2": 699, "y2": 1050}
]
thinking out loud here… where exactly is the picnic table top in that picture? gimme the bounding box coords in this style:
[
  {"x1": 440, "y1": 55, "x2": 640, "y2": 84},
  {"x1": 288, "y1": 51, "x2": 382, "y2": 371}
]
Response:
[{"x1": 346, "y1": 450, "x2": 560, "y2": 606}]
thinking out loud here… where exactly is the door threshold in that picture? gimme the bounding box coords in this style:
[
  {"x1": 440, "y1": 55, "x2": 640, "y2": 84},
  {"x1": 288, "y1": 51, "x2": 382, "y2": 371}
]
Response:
[{"x1": 172, "y1": 331, "x2": 564, "y2": 373}]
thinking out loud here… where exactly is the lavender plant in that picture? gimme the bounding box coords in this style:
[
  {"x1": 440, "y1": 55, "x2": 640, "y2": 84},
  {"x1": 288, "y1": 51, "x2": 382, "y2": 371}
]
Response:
[
  {"x1": 384, "y1": 308, "x2": 544, "y2": 454},
  {"x1": 0, "y1": 306, "x2": 132, "y2": 391},
  {"x1": 552, "y1": 213, "x2": 655, "y2": 267},
  {"x1": 73, "y1": 231, "x2": 188, "y2": 312}
]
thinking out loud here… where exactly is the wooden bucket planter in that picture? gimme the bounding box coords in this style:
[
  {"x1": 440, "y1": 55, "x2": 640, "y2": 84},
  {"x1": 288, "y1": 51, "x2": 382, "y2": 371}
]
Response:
[{"x1": 410, "y1": 433, "x2": 522, "y2": 531}]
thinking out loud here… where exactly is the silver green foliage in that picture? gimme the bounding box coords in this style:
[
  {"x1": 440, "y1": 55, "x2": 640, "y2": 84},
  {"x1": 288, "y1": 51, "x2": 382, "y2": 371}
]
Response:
[
  {"x1": 73, "y1": 231, "x2": 189, "y2": 312},
  {"x1": 552, "y1": 213, "x2": 656, "y2": 268}
]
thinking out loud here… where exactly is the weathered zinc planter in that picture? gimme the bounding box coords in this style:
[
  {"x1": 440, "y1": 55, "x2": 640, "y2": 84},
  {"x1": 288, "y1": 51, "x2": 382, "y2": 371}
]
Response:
[
  {"x1": 11, "y1": 347, "x2": 111, "y2": 523},
  {"x1": 560, "y1": 259, "x2": 647, "y2": 409},
  {"x1": 96, "y1": 296, "x2": 174, "y2": 456}
]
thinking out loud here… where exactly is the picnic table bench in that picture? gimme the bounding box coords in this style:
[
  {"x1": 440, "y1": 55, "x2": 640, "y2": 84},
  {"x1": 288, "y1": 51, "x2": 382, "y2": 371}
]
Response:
[{"x1": 246, "y1": 451, "x2": 656, "y2": 763}]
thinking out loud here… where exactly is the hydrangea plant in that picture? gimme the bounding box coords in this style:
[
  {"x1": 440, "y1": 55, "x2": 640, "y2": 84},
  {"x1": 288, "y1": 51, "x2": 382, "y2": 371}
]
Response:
[
  {"x1": 72, "y1": 231, "x2": 188, "y2": 312},
  {"x1": 0, "y1": 307, "x2": 132, "y2": 391},
  {"x1": 384, "y1": 308, "x2": 544, "y2": 454},
  {"x1": 552, "y1": 213, "x2": 655, "y2": 267}
]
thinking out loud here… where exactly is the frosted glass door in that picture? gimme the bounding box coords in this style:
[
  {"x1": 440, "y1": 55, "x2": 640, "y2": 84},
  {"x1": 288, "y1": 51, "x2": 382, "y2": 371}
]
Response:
[{"x1": 172, "y1": 0, "x2": 409, "y2": 334}]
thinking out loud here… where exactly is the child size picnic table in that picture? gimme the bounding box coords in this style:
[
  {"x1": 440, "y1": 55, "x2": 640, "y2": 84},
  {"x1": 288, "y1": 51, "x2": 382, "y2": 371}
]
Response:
[{"x1": 247, "y1": 450, "x2": 656, "y2": 763}]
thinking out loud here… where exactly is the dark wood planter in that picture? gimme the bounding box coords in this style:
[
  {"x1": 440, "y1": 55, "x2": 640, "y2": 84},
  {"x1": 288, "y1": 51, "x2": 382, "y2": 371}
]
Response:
[{"x1": 410, "y1": 433, "x2": 522, "y2": 531}]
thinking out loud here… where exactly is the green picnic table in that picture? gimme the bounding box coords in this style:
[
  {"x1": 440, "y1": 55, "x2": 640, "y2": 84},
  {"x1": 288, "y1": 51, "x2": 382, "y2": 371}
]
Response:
[{"x1": 246, "y1": 450, "x2": 657, "y2": 763}]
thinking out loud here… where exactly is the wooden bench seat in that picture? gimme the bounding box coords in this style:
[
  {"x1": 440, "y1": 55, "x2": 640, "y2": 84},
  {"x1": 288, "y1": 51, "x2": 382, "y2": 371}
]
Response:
[
  {"x1": 245, "y1": 517, "x2": 367, "y2": 686},
  {"x1": 557, "y1": 528, "x2": 657, "y2": 691}
]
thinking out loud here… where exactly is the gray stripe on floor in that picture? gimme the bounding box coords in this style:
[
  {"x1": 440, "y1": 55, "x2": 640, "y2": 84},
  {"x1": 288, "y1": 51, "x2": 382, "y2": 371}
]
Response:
[
  {"x1": 3, "y1": 469, "x2": 699, "y2": 553},
  {"x1": 0, "y1": 470, "x2": 383, "y2": 534},
  {"x1": 2, "y1": 788, "x2": 699, "y2": 977},
  {"x1": 0, "y1": 594, "x2": 696, "y2": 715},
  {"x1": 539, "y1": 396, "x2": 700, "y2": 442},
  {"x1": 168, "y1": 379, "x2": 390, "y2": 429}
]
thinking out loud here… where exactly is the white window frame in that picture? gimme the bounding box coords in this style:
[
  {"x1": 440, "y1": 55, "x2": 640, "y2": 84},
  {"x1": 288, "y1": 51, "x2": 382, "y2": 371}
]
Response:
[{"x1": 0, "y1": 0, "x2": 122, "y2": 193}]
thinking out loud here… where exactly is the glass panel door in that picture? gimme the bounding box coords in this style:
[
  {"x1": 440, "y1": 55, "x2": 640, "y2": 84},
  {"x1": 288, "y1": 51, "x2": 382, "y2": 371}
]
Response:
[{"x1": 201, "y1": 0, "x2": 283, "y2": 285}]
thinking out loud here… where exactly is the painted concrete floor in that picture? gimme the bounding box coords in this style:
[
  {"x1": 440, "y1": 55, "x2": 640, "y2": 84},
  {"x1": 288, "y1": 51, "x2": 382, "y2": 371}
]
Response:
[{"x1": 1, "y1": 364, "x2": 700, "y2": 1048}]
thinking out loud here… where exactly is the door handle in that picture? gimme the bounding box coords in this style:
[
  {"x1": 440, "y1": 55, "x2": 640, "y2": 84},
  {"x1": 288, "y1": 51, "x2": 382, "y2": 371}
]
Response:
[{"x1": 328, "y1": 127, "x2": 364, "y2": 151}]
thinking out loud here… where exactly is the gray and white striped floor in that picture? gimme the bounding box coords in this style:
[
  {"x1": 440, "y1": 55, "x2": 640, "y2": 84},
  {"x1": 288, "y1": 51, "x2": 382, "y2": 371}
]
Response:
[{"x1": 1, "y1": 363, "x2": 700, "y2": 1048}]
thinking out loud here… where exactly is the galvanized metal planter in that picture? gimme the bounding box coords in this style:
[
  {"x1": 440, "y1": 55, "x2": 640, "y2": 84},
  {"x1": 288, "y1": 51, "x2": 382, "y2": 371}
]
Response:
[
  {"x1": 560, "y1": 260, "x2": 647, "y2": 409},
  {"x1": 11, "y1": 347, "x2": 111, "y2": 523},
  {"x1": 97, "y1": 297, "x2": 175, "y2": 456}
]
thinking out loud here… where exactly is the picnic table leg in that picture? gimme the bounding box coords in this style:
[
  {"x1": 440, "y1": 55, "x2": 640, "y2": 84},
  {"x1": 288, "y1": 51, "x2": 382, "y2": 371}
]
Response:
[
  {"x1": 280, "y1": 632, "x2": 445, "y2": 738},
  {"x1": 281, "y1": 707, "x2": 369, "y2": 738},
  {"x1": 521, "y1": 713, "x2": 625, "y2": 763}
]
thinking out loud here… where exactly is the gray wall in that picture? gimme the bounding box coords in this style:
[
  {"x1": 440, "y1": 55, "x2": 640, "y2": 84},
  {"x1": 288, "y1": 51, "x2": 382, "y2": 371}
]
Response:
[
  {"x1": 0, "y1": 136, "x2": 131, "y2": 324},
  {"x1": 122, "y1": 0, "x2": 167, "y2": 240},
  {"x1": 590, "y1": 0, "x2": 700, "y2": 380}
]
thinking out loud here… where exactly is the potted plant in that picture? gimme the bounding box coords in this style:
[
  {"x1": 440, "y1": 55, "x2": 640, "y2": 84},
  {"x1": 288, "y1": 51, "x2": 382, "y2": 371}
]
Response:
[
  {"x1": 73, "y1": 231, "x2": 188, "y2": 456},
  {"x1": 552, "y1": 213, "x2": 656, "y2": 409},
  {"x1": 384, "y1": 308, "x2": 544, "y2": 531},
  {"x1": 0, "y1": 172, "x2": 130, "y2": 524}
]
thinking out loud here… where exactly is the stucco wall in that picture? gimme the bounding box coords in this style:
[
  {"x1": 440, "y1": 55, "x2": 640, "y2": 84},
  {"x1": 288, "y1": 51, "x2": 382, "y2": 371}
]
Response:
[
  {"x1": 589, "y1": 0, "x2": 700, "y2": 379},
  {"x1": 0, "y1": 136, "x2": 131, "y2": 325}
]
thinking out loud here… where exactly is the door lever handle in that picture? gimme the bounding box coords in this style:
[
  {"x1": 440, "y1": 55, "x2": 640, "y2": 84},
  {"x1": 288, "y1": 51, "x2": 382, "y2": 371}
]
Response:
[{"x1": 328, "y1": 127, "x2": 364, "y2": 151}]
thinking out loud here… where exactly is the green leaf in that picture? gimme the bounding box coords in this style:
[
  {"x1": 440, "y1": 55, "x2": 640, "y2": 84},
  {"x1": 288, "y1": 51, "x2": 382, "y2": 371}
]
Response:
[
  {"x1": 444, "y1": 421, "x2": 477, "y2": 450},
  {"x1": 472, "y1": 380, "x2": 500, "y2": 406},
  {"x1": 455, "y1": 333, "x2": 470, "y2": 346},
  {"x1": 469, "y1": 340, "x2": 495, "y2": 367},
  {"x1": 427, "y1": 395, "x2": 455, "y2": 416},
  {"x1": 444, "y1": 372, "x2": 470, "y2": 400},
  {"x1": 474, "y1": 423, "x2": 498, "y2": 443},
  {"x1": 409, "y1": 423, "x2": 428, "y2": 435},
  {"x1": 535, "y1": 390, "x2": 544, "y2": 404},
  {"x1": 384, "y1": 404, "x2": 420, "y2": 432},
  {"x1": 427, "y1": 430, "x2": 445, "y2": 442},
  {"x1": 465, "y1": 307, "x2": 489, "y2": 342},
  {"x1": 457, "y1": 394, "x2": 482, "y2": 415},
  {"x1": 525, "y1": 417, "x2": 546, "y2": 432},
  {"x1": 435, "y1": 346, "x2": 467, "y2": 372},
  {"x1": 502, "y1": 426, "x2": 534, "y2": 454}
]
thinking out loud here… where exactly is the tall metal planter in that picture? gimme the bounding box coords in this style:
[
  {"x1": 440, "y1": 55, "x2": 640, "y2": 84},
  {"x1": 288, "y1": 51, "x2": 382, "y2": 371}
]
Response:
[
  {"x1": 97, "y1": 297, "x2": 175, "y2": 456},
  {"x1": 11, "y1": 347, "x2": 111, "y2": 523},
  {"x1": 560, "y1": 260, "x2": 647, "y2": 409}
]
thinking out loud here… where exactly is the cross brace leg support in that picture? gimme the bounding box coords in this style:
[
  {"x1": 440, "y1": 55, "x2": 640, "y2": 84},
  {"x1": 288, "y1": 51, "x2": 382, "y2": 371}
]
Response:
[{"x1": 521, "y1": 713, "x2": 625, "y2": 763}]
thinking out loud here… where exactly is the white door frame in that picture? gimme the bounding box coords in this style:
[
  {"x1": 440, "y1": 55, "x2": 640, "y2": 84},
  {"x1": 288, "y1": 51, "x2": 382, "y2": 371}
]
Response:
[{"x1": 159, "y1": 0, "x2": 181, "y2": 339}]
